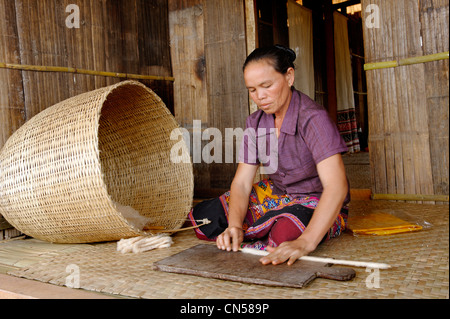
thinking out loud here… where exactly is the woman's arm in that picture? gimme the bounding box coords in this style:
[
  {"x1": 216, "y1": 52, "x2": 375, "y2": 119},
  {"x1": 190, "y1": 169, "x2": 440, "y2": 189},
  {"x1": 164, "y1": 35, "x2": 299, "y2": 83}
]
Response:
[
  {"x1": 216, "y1": 163, "x2": 259, "y2": 252},
  {"x1": 260, "y1": 153, "x2": 348, "y2": 265}
]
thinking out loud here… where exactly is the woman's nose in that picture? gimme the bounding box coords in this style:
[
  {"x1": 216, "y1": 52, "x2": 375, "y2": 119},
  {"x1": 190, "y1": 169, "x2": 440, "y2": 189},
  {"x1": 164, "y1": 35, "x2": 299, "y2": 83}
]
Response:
[{"x1": 256, "y1": 89, "x2": 266, "y2": 101}]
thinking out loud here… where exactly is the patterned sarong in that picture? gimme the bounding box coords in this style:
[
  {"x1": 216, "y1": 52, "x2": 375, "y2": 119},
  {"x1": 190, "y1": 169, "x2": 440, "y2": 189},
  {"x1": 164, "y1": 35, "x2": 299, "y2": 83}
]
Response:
[{"x1": 188, "y1": 179, "x2": 348, "y2": 251}]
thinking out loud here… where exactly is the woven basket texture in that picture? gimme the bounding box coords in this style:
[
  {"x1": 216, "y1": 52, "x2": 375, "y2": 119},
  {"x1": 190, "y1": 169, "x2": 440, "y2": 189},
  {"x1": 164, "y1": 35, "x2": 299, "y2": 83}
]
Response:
[{"x1": 0, "y1": 80, "x2": 193, "y2": 243}]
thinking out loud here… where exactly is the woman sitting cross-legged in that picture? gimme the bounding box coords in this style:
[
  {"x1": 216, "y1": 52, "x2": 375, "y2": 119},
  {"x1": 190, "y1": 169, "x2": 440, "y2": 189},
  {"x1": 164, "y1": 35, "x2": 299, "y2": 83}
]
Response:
[{"x1": 188, "y1": 45, "x2": 350, "y2": 266}]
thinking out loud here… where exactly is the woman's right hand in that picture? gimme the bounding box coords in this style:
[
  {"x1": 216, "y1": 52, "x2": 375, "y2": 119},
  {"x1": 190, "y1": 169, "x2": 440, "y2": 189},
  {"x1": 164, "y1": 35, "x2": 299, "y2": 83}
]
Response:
[
  {"x1": 216, "y1": 163, "x2": 256, "y2": 253},
  {"x1": 216, "y1": 226, "x2": 244, "y2": 252}
]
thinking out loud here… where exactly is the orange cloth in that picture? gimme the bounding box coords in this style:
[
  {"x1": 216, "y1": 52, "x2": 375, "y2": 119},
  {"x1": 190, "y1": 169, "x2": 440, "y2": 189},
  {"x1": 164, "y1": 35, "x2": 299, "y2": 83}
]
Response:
[{"x1": 348, "y1": 212, "x2": 422, "y2": 235}]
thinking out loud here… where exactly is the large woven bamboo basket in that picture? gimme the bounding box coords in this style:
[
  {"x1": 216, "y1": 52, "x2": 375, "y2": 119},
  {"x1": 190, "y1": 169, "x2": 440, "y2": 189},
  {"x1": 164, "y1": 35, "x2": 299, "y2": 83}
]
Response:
[{"x1": 0, "y1": 80, "x2": 193, "y2": 243}]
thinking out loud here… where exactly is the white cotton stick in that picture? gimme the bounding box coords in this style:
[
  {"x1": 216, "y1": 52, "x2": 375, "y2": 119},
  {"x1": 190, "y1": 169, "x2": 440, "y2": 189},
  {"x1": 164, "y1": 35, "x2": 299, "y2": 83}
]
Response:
[
  {"x1": 137, "y1": 237, "x2": 172, "y2": 250},
  {"x1": 239, "y1": 247, "x2": 391, "y2": 269},
  {"x1": 240, "y1": 247, "x2": 269, "y2": 256}
]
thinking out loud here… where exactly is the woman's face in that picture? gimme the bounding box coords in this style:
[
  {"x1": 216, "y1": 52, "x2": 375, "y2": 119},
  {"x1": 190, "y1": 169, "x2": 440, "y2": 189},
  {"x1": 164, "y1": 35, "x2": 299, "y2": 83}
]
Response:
[{"x1": 243, "y1": 59, "x2": 294, "y2": 116}]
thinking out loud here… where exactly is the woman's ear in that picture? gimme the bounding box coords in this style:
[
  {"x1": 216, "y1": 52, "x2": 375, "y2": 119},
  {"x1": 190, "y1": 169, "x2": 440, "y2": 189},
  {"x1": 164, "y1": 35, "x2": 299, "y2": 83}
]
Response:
[{"x1": 285, "y1": 67, "x2": 295, "y2": 87}]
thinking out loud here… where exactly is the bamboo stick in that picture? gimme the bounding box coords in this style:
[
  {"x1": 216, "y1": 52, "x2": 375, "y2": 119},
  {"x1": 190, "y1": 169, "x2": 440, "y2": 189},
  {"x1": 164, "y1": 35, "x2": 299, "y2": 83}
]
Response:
[
  {"x1": 240, "y1": 247, "x2": 392, "y2": 269},
  {"x1": 398, "y1": 52, "x2": 449, "y2": 66},
  {"x1": 364, "y1": 60, "x2": 398, "y2": 70},
  {"x1": 145, "y1": 218, "x2": 211, "y2": 234},
  {"x1": 364, "y1": 51, "x2": 449, "y2": 71},
  {"x1": 0, "y1": 62, "x2": 175, "y2": 81}
]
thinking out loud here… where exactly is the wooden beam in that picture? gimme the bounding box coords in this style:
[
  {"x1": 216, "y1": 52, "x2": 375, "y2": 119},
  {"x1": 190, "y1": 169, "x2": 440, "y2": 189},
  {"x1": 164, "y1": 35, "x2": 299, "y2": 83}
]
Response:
[{"x1": 324, "y1": 0, "x2": 338, "y2": 123}]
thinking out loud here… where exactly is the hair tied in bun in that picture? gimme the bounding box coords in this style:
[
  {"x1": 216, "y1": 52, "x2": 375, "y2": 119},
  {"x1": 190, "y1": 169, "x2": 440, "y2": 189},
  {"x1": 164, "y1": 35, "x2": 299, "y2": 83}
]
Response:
[
  {"x1": 275, "y1": 44, "x2": 297, "y2": 62},
  {"x1": 243, "y1": 45, "x2": 296, "y2": 74}
]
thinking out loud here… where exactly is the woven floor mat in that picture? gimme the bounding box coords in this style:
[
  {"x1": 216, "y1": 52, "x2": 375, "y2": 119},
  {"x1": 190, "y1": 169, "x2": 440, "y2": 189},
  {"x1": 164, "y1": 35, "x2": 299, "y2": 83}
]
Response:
[{"x1": 7, "y1": 200, "x2": 449, "y2": 299}]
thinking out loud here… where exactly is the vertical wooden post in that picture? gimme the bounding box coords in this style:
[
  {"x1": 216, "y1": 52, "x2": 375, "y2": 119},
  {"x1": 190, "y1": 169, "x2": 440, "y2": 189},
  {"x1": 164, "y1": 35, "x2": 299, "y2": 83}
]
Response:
[
  {"x1": 245, "y1": 0, "x2": 258, "y2": 114},
  {"x1": 324, "y1": 0, "x2": 338, "y2": 123},
  {"x1": 204, "y1": 0, "x2": 249, "y2": 193}
]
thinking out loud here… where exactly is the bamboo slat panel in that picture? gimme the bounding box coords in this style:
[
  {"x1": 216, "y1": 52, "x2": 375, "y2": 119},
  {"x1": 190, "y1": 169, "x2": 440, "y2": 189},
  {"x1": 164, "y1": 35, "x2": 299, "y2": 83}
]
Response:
[
  {"x1": 0, "y1": 0, "x2": 173, "y2": 150},
  {"x1": 420, "y1": 0, "x2": 449, "y2": 202},
  {"x1": 361, "y1": 0, "x2": 448, "y2": 202},
  {"x1": 0, "y1": 0, "x2": 26, "y2": 151}
]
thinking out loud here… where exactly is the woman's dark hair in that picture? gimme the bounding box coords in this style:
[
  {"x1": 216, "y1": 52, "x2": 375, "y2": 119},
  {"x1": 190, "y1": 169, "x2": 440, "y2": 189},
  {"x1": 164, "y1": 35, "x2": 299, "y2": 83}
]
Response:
[{"x1": 243, "y1": 44, "x2": 296, "y2": 74}]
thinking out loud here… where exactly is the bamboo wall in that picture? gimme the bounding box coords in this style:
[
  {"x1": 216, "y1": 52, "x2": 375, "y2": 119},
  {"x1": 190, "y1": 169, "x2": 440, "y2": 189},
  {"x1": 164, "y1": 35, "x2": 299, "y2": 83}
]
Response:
[
  {"x1": 362, "y1": 0, "x2": 449, "y2": 203},
  {"x1": 0, "y1": 0, "x2": 173, "y2": 150},
  {"x1": 169, "y1": 0, "x2": 249, "y2": 197},
  {"x1": 3, "y1": 0, "x2": 447, "y2": 204}
]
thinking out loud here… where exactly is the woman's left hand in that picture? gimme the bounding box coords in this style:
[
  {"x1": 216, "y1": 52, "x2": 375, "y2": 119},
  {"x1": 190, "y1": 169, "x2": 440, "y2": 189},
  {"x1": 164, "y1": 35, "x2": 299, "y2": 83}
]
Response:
[{"x1": 259, "y1": 237, "x2": 317, "y2": 266}]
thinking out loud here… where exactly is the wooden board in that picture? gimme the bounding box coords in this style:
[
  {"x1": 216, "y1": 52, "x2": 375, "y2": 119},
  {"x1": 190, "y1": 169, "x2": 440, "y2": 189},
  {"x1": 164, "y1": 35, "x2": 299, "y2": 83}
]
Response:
[{"x1": 153, "y1": 244, "x2": 355, "y2": 288}]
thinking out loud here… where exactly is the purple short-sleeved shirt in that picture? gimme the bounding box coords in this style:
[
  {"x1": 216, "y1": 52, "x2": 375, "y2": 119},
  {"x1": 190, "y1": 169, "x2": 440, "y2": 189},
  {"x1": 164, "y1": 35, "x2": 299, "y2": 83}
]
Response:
[{"x1": 239, "y1": 89, "x2": 349, "y2": 202}]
